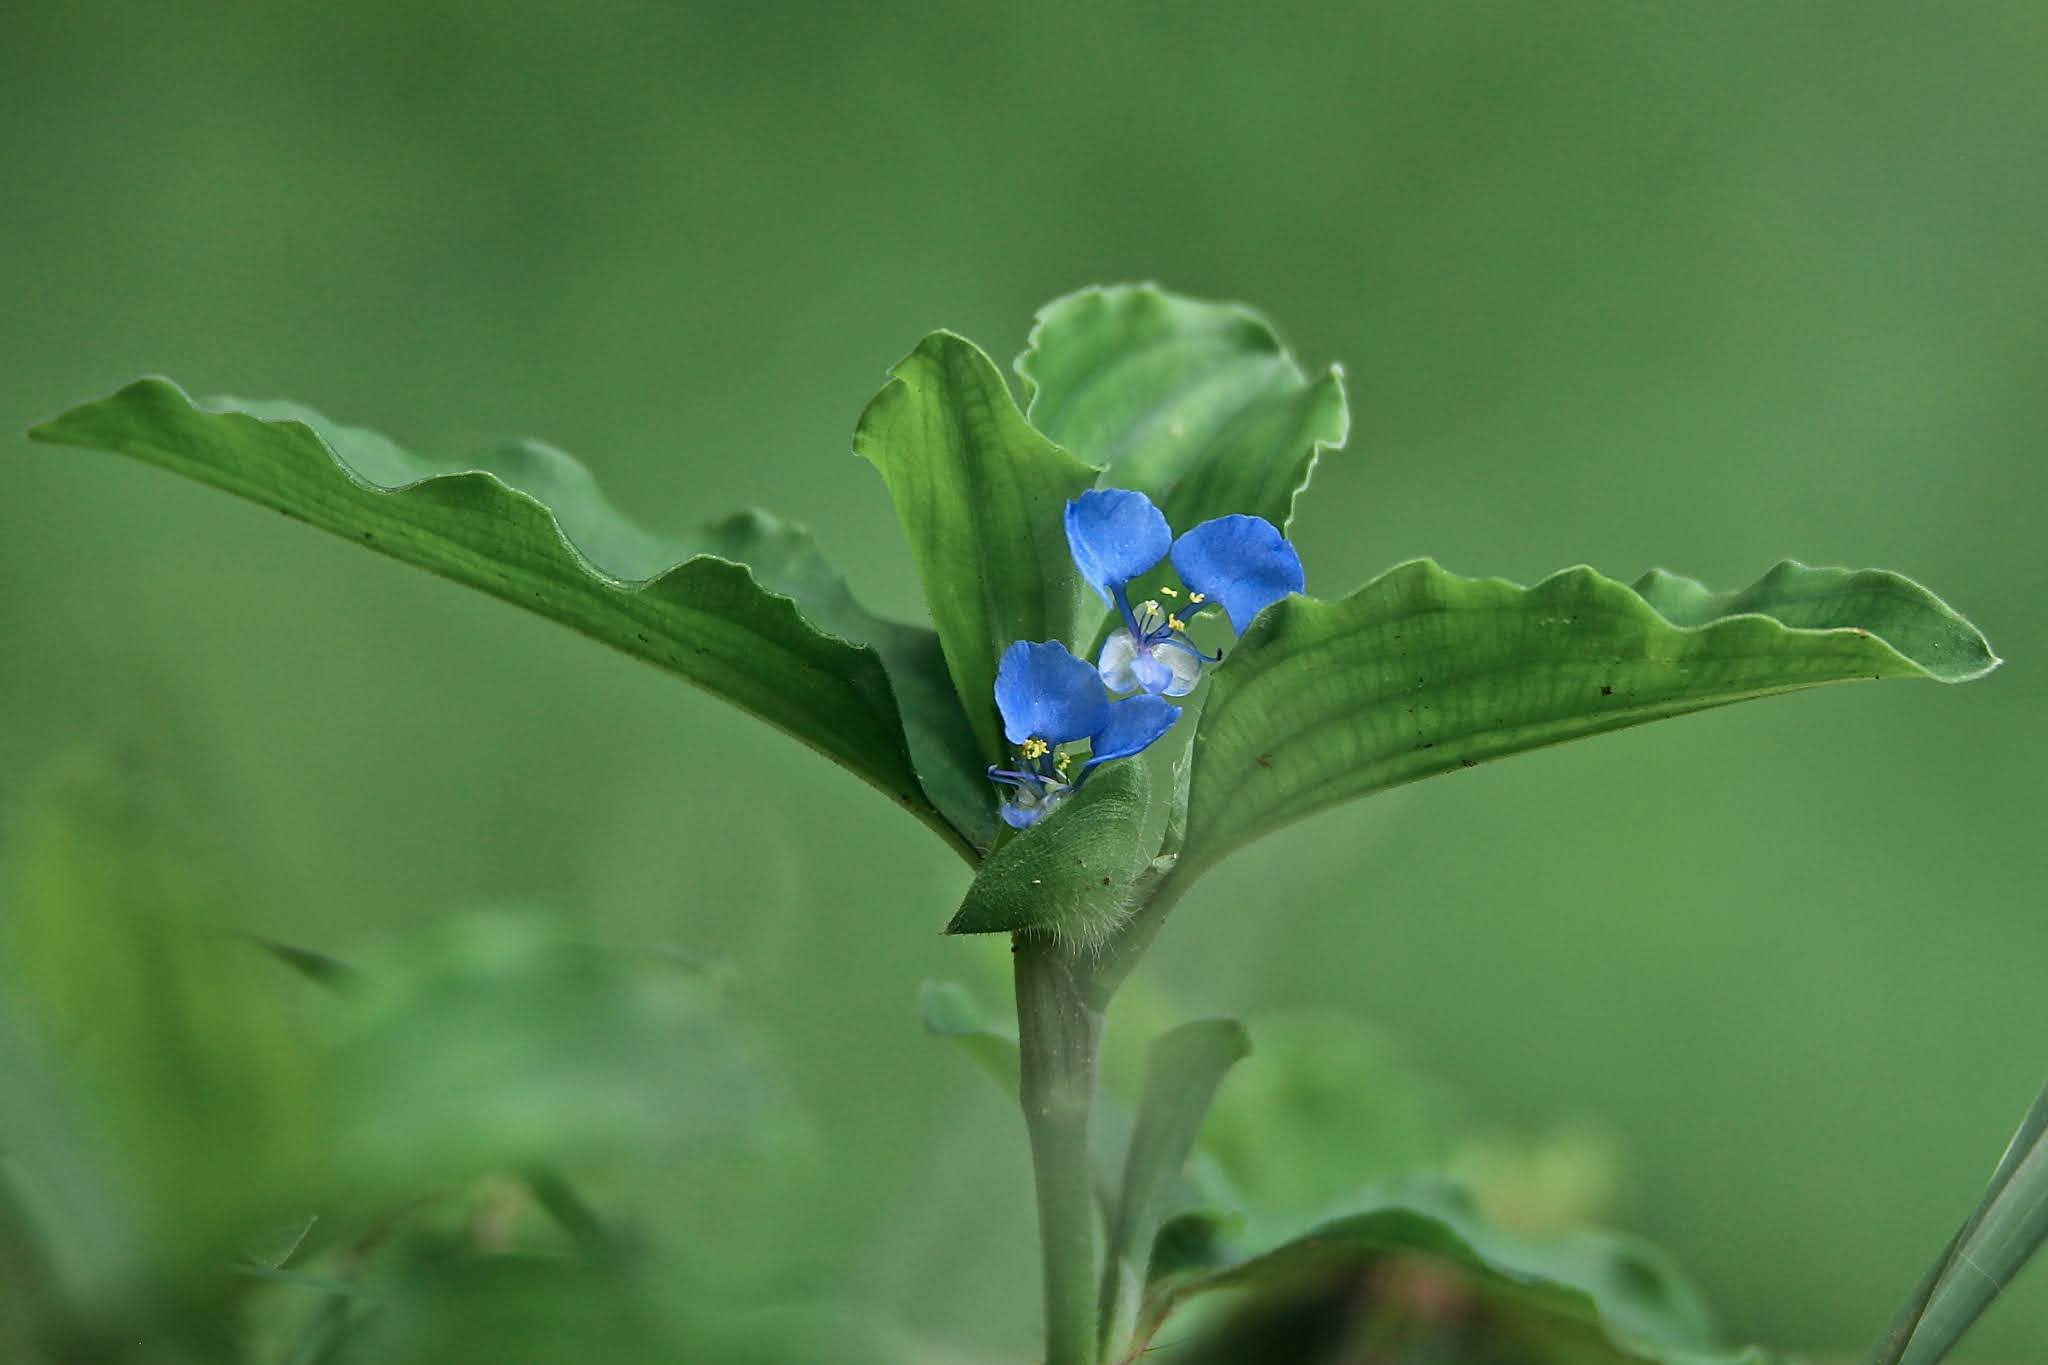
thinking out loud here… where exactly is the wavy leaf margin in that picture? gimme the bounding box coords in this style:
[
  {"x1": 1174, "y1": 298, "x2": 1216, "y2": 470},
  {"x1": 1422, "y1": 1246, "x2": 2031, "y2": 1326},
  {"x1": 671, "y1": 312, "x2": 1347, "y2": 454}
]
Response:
[
  {"x1": 1184, "y1": 557, "x2": 1998, "y2": 867},
  {"x1": 28, "y1": 377, "x2": 990, "y2": 857}
]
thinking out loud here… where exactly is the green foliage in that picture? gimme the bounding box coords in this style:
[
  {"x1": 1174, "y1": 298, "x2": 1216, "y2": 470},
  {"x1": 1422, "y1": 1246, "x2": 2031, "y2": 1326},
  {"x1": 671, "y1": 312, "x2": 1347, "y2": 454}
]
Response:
[
  {"x1": 16, "y1": 280, "x2": 2009, "y2": 1365},
  {"x1": 1870, "y1": 1078, "x2": 2048, "y2": 1365},
  {"x1": 1082, "y1": 1010, "x2": 1739, "y2": 1365},
  {"x1": 1182, "y1": 559, "x2": 1997, "y2": 871},
  {"x1": 25, "y1": 301, "x2": 1998, "y2": 912},
  {"x1": 1144, "y1": 1181, "x2": 1757, "y2": 1365},
  {"x1": 248, "y1": 937, "x2": 365, "y2": 992},
  {"x1": 0, "y1": 758, "x2": 325, "y2": 1296},
  {"x1": 1199, "y1": 1014, "x2": 1459, "y2": 1221},
  {"x1": 27, "y1": 379, "x2": 990, "y2": 858},
  {"x1": 1018, "y1": 284, "x2": 1347, "y2": 539},
  {"x1": 329, "y1": 914, "x2": 789, "y2": 1207},
  {"x1": 0, "y1": 758, "x2": 827, "y2": 1363},
  {"x1": 917, "y1": 979, "x2": 1019, "y2": 1099},
  {"x1": 946, "y1": 759, "x2": 1155, "y2": 944},
  {"x1": 855, "y1": 331, "x2": 1101, "y2": 762},
  {"x1": 1099, "y1": 1019, "x2": 1251, "y2": 1357},
  {"x1": 942, "y1": 765, "x2": 1155, "y2": 945}
]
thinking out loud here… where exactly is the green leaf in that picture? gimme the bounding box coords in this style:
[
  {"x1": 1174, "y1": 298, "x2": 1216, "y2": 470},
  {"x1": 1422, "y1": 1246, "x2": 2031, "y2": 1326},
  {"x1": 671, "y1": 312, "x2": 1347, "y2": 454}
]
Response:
[
  {"x1": 916, "y1": 979, "x2": 1018, "y2": 1100},
  {"x1": 854, "y1": 332, "x2": 1101, "y2": 763},
  {"x1": 685, "y1": 503, "x2": 994, "y2": 852},
  {"x1": 1869, "y1": 1079, "x2": 2048, "y2": 1365},
  {"x1": 1184, "y1": 559, "x2": 1997, "y2": 870},
  {"x1": 1100, "y1": 1019, "x2": 1251, "y2": 1358},
  {"x1": 1016, "y1": 283, "x2": 1348, "y2": 537},
  {"x1": 944, "y1": 760, "x2": 1153, "y2": 945},
  {"x1": 27, "y1": 378, "x2": 991, "y2": 856},
  {"x1": 1143, "y1": 1181, "x2": 1765, "y2": 1365}
]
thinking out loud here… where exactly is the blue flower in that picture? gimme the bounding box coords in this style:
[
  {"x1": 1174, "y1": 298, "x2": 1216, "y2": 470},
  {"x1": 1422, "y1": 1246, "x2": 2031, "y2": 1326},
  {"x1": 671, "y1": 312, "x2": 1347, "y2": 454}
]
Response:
[
  {"x1": 1065, "y1": 489, "x2": 1305, "y2": 697},
  {"x1": 986, "y1": 639, "x2": 1180, "y2": 829}
]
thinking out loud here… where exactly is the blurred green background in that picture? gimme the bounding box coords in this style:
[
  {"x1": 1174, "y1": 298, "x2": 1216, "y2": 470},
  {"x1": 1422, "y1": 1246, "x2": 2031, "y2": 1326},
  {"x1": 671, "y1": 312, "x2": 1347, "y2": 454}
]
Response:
[{"x1": 3, "y1": 2, "x2": 2043, "y2": 1358}]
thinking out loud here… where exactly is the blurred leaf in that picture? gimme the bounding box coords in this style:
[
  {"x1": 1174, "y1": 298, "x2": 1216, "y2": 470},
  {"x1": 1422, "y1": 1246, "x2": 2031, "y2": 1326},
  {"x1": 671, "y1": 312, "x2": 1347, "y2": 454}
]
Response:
[
  {"x1": 1400, "y1": 1182, "x2": 1719, "y2": 1353},
  {"x1": 0, "y1": 755, "x2": 326, "y2": 1285},
  {"x1": 27, "y1": 380, "x2": 989, "y2": 857},
  {"x1": 320, "y1": 1240, "x2": 970, "y2": 1365},
  {"x1": 520, "y1": 1168, "x2": 621, "y2": 1265},
  {"x1": 1869, "y1": 1078, "x2": 2048, "y2": 1365},
  {"x1": 0, "y1": 1007, "x2": 147, "y2": 1342},
  {"x1": 325, "y1": 1254, "x2": 674, "y2": 1365},
  {"x1": 237, "y1": 1265, "x2": 373, "y2": 1297},
  {"x1": 1101, "y1": 1019, "x2": 1251, "y2": 1357},
  {"x1": 244, "y1": 1215, "x2": 321, "y2": 1271},
  {"x1": 1144, "y1": 1180, "x2": 1756, "y2": 1365},
  {"x1": 0, "y1": 755, "x2": 330, "y2": 1365},
  {"x1": 248, "y1": 935, "x2": 364, "y2": 992},
  {"x1": 1201, "y1": 1014, "x2": 1457, "y2": 1223},
  {"x1": 854, "y1": 331, "x2": 1100, "y2": 763},
  {"x1": 944, "y1": 759, "x2": 1152, "y2": 944},
  {"x1": 1017, "y1": 283, "x2": 1347, "y2": 537},
  {"x1": 281, "y1": 1292, "x2": 367, "y2": 1365},
  {"x1": 675, "y1": 1302, "x2": 985, "y2": 1365},
  {"x1": 918, "y1": 979, "x2": 1019, "y2": 1099},
  {"x1": 333, "y1": 913, "x2": 794, "y2": 1203},
  {"x1": 1453, "y1": 1125, "x2": 1622, "y2": 1239},
  {"x1": 1184, "y1": 559, "x2": 1998, "y2": 870},
  {"x1": 0, "y1": 1171, "x2": 54, "y2": 1363},
  {"x1": 1149, "y1": 1215, "x2": 1230, "y2": 1292}
]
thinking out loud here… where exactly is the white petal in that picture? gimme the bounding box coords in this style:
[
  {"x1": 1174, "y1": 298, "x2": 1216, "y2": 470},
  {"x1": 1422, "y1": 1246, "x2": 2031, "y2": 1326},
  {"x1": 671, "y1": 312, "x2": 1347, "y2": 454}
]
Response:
[
  {"x1": 1159, "y1": 643, "x2": 1206, "y2": 697},
  {"x1": 1097, "y1": 630, "x2": 1142, "y2": 694}
]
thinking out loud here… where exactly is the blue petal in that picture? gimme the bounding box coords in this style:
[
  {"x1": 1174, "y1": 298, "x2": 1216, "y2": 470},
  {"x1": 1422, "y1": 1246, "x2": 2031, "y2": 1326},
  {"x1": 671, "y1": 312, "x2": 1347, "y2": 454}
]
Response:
[
  {"x1": 1130, "y1": 650, "x2": 1178, "y2": 697},
  {"x1": 1085, "y1": 694, "x2": 1181, "y2": 768},
  {"x1": 1065, "y1": 489, "x2": 1172, "y2": 606},
  {"x1": 1169, "y1": 515, "x2": 1306, "y2": 632},
  {"x1": 993, "y1": 640, "x2": 1111, "y2": 745}
]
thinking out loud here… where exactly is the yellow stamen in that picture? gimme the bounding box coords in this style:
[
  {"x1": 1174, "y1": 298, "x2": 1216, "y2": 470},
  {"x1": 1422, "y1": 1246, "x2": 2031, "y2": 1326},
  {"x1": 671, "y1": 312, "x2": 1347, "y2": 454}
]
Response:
[
  {"x1": 1020, "y1": 737, "x2": 1049, "y2": 760},
  {"x1": 1157, "y1": 585, "x2": 1179, "y2": 598},
  {"x1": 1140, "y1": 599, "x2": 1160, "y2": 615},
  {"x1": 1054, "y1": 752, "x2": 1072, "y2": 774},
  {"x1": 1188, "y1": 592, "x2": 1207, "y2": 604},
  {"x1": 1167, "y1": 615, "x2": 1187, "y2": 632}
]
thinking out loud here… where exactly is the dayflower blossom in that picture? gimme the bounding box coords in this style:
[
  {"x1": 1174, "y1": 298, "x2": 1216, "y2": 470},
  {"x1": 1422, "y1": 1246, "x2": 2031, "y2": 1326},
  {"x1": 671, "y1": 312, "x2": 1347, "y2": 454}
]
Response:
[
  {"x1": 986, "y1": 639, "x2": 1180, "y2": 829},
  {"x1": 1065, "y1": 488, "x2": 1305, "y2": 697}
]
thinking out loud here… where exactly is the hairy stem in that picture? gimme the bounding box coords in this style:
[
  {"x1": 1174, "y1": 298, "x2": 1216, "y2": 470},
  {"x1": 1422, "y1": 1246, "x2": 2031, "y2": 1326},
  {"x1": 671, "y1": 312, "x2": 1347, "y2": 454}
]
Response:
[
  {"x1": 1015, "y1": 934, "x2": 1104, "y2": 1365},
  {"x1": 1083, "y1": 864, "x2": 1195, "y2": 1012}
]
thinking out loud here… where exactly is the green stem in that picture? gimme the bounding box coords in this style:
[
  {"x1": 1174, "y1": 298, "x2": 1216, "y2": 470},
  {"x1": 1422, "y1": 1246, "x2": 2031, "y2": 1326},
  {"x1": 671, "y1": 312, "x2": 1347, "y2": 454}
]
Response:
[
  {"x1": 1015, "y1": 934, "x2": 1104, "y2": 1365},
  {"x1": 1084, "y1": 864, "x2": 1195, "y2": 1012}
]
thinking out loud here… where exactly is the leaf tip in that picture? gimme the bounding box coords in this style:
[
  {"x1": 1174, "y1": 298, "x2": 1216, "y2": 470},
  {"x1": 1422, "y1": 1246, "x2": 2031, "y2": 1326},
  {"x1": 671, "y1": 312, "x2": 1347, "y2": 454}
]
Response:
[
  {"x1": 25, "y1": 375, "x2": 197, "y2": 448},
  {"x1": 940, "y1": 906, "x2": 1002, "y2": 937}
]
